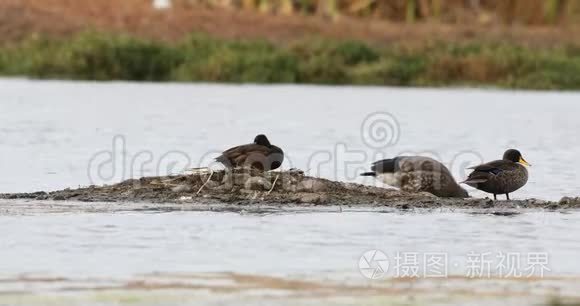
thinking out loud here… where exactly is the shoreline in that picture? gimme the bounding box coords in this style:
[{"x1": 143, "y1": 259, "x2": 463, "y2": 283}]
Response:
[
  {"x1": 4, "y1": 77, "x2": 580, "y2": 95},
  {"x1": 0, "y1": 199, "x2": 576, "y2": 215}
]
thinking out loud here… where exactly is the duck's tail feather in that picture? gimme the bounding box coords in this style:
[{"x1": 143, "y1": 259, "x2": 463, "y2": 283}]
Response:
[
  {"x1": 460, "y1": 178, "x2": 487, "y2": 184},
  {"x1": 215, "y1": 154, "x2": 230, "y2": 167},
  {"x1": 371, "y1": 158, "x2": 397, "y2": 173},
  {"x1": 360, "y1": 172, "x2": 376, "y2": 177}
]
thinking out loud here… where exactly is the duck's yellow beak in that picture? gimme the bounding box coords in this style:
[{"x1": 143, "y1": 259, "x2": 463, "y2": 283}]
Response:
[{"x1": 519, "y1": 156, "x2": 531, "y2": 167}]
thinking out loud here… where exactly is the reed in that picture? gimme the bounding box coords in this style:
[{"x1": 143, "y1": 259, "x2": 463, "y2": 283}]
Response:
[
  {"x1": 545, "y1": 0, "x2": 562, "y2": 24},
  {"x1": 406, "y1": 0, "x2": 417, "y2": 23}
]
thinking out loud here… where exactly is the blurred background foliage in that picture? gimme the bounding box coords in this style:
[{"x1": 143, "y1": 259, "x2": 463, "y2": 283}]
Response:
[
  {"x1": 2, "y1": 31, "x2": 580, "y2": 89},
  {"x1": 1, "y1": 0, "x2": 580, "y2": 89},
  {"x1": 177, "y1": 0, "x2": 580, "y2": 25}
]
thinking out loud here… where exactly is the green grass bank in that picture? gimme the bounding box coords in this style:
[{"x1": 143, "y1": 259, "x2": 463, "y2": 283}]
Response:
[{"x1": 1, "y1": 31, "x2": 580, "y2": 90}]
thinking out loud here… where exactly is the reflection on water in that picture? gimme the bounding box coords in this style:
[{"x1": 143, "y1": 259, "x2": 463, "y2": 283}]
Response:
[{"x1": 1, "y1": 79, "x2": 579, "y2": 200}]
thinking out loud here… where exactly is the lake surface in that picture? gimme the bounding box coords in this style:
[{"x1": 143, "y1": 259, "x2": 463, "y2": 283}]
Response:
[{"x1": 1, "y1": 79, "x2": 580, "y2": 305}]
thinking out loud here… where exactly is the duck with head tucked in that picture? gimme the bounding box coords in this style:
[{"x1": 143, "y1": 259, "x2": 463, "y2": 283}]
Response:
[
  {"x1": 361, "y1": 156, "x2": 469, "y2": 198},
  {"x1": 216, "y1": 134, "x2": 284, "y2": 171},
  {"x1": 462, "y1": 149, "x2": 530, "y2": 200}
]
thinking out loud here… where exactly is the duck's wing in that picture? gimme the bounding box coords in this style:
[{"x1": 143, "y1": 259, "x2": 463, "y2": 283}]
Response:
[
  {"x1": 372, "y1": 156, "x2": 450, "y2": 174},
  {"x1": 215, "y1": 144, "x2": 243, "y2": 164},
  {"x1": 467, "y1": 160, "x2": 515, "y2": 174},
  {"x1": 462, "y1": 172, "x2": 491, "y2": 184},
  {"x1": 398, "y1": 156, "x2": 451, "y2": 173},
  {"x1": 216, "y1": 144, "x2": 271, "y2": 167},
  {"x1": 463, "y1": 160, "x2": 512, "y2": 184}
]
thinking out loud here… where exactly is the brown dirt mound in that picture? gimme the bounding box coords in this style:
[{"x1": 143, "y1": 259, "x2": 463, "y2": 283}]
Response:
[
  {"x1": 1, "y1": 168, "x2": 425, "y2": 206},
  {"x1": 1, "y1": 168, "x2": 577, "y2": 211}
]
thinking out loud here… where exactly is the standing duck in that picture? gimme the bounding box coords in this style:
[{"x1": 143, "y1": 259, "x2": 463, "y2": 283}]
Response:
[
  {"x1": 462, "y1": 149, "x2": 530, "y2": 200},
  {"x1": 215, "y1": 134, "x2": 284, "y2": 171},
  {"x1": 361, "y1": 156, "x2": 468, "y2": 198}
]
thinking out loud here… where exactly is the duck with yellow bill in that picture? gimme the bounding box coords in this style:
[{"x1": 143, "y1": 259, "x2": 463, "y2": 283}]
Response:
[{"x1": 462, "y1": 149, "x2": 531, "y2": 200}]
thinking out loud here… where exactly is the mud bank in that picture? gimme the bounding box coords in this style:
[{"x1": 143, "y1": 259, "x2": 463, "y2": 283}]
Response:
[{"x1": 1, "y1": 169, "x2": 578, "y2": 210}]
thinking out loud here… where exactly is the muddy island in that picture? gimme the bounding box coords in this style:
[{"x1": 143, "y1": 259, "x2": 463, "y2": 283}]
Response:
[{"x1": 2, "y1": 169, "x2": 579, "y2": 211}]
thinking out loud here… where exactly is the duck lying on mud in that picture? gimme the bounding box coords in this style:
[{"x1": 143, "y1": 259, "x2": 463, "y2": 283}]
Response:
[
  {"x1": 215, "y1": 134, "x2": 284, "y2": 171},
  {"x1": 360, "y1": 156, "x2": 469, "y2": 198},
  {"x1": 462, "y1": 149, "x2": 530, "y2": 200}
]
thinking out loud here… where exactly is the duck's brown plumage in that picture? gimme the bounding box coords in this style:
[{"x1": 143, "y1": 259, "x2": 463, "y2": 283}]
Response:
[
  {"x1": 216, "y1": 134, "x2": 284, "y2": 171},
  {"x1": 462, "y1": 149, "x2": 530, "y2": 200},
  {"x1": 361, "y1": 156, "x2": 469, "y2": 198}
]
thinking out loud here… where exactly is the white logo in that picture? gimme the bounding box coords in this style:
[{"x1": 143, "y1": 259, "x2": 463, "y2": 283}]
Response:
[
  {"x1": 361, "y1": 112, "x2": 400, "y2": 149},
  {"x1": 359, "y1": 250, "x2": 389, "y2": 279}
]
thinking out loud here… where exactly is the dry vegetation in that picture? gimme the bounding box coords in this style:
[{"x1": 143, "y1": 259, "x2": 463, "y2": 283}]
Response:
[
  {"x1": 182, "y1": 0, "x2": 580, "y2": 25},
  {"x1": 0, "y1": 0, "x2": 579, "y2": 89},
  {"x1": 1, "y1": 0, "x2": 579, "y2": 46}
]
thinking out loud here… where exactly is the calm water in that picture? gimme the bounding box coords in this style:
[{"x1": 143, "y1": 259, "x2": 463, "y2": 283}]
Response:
[
  {"x1": 1, "y1": 79, "x2": 580, "y2": 305},
  {"x1": 1, "y1": 208, "x2": 580, "y2": 277},
  {"x1": 0, "y1": 203, "x2": 579, "y2": 305}
]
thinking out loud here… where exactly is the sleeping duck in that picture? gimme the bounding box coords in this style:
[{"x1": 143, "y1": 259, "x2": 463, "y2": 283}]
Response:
[
  {"x1": 462, "y1": 149, "x2": 530, "y2": 200},
  {"x1": 216, "y1": 134, "x2": 284, "y2": 171},
  {"x1": 361, "y1": 156, "x2": 468, "y2": 198}
]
